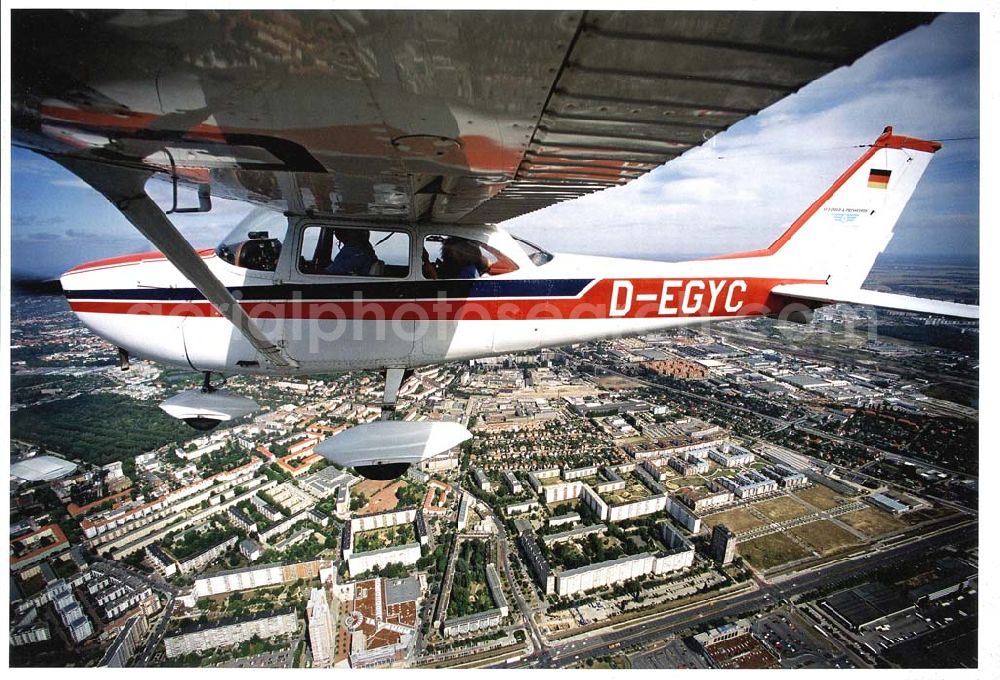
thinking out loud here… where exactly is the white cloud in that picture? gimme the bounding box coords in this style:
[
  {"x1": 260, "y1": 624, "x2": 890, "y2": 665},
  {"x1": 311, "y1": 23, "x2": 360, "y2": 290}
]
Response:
[{"x1": 503, "y1": 14, "x2": 979, "y2": 261}]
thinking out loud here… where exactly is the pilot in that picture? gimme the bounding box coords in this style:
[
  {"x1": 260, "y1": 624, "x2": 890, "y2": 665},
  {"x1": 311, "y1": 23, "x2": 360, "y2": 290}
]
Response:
[
  {"x1": 437, "y1": 236, "x2": 487, "y2": 279},
  {"x1": 327, "y1": 229, "x2": 378, "y2": 276}
]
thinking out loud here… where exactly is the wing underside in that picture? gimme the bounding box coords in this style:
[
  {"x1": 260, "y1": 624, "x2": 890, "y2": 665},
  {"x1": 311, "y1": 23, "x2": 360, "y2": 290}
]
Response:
[{"x1": 12, "y1": 10, "x2": 935, "y2": 226}]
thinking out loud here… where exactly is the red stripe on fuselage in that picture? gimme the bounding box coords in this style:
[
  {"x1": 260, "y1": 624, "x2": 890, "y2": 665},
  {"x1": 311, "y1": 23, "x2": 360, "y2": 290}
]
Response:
[
  {"x1": 67, "y1": 277, "x2": 825, "y2": 320},
  {"x1": 64, "y1": 249, "x2": 216, "y2": 275}
]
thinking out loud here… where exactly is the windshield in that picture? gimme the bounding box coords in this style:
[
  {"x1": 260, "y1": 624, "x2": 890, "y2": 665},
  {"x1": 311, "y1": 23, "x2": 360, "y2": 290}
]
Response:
[
  {"x1": 215, "y1": 209, "x2": 287, "y2": 272},
  {"x1": 513, "y1": 236, "x2": 553, "y2": 266}
]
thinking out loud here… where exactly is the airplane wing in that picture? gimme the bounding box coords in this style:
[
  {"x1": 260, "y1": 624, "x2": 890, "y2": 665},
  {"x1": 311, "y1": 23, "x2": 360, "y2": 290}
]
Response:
[{"x1": 12, "y1": 10, "x2": 936, "y2": 226}]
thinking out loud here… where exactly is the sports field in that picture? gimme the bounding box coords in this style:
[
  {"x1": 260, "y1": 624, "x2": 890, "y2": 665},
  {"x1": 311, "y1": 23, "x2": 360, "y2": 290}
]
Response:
[
  {"x1": 787, "y1": 520, "x2": 860, "y2": 555},
  {"x1": 737, "y1": 533, "x2": 811, "y2": 570},
  {"x1": 753, "y1": 496, "x2": 811, "y2": 522},
  {"x1": 356, "y1": 479, "x2": 404, "y2": 514},
  {"x1": 838, "y1": 507, "x2": 907, "y2": 537},
  {"x1": 793, "y1": 484, "x2": 848, "y2": 510}
]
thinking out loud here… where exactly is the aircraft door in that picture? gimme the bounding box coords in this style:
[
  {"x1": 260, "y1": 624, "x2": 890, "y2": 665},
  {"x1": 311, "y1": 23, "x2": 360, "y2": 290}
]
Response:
[
  {"x1": 281, "y1": 223, "x2": 416, "y2": 371},
  {"x1": 417, "y1": 232, "x2": 539, "y2": 362}
]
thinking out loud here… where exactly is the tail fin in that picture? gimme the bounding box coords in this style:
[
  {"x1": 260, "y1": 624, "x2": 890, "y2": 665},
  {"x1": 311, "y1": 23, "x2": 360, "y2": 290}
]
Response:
[{"x1": 756, "y1": 126, "x2": 941, "y2": 288}]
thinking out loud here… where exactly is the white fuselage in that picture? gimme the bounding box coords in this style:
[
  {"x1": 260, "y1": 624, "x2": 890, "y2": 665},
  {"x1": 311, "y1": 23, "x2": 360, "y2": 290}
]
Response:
[
  {"x1": 60, "y1": 222, "x2": 819, "y2": 375},
  {"x1": 59, "y1": 129, "x2": 954, "y2": 377}
]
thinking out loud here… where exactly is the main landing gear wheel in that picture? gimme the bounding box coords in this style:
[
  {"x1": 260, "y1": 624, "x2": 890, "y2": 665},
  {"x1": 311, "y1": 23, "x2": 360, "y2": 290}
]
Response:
[
  {"x1": 315, "y1": 367, "x2": 471, "y2": 479},
  {"x1": 159, "y1": 371, "x2": 260, "y2": 431}
]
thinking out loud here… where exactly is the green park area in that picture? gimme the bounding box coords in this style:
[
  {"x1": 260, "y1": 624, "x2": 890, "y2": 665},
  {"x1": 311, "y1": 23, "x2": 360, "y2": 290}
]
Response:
[
  {"x1": 354, "y1": 524, "x2": 417, "y2": 553},
  {"x1": 167, "y1": 524, "x2": 236, "y2": 561},
  {"x1": 11, "y1": 393, "x2": 197, "y2": 466},
  {"x1": 447, "y1": 539, "x2": 498, "y2": 618},
  {"x1": 600, "y1": 474, "x2": 657, "y2": 505}
]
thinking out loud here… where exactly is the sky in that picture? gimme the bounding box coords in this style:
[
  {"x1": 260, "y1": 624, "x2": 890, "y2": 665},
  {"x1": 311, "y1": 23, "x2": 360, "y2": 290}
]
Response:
[
  {"x1": 9, "y1": 12, "x2": 980, "y2": 280},
  {"x1": 506, "y1": 12, "x2": 980, "y2": 262}
]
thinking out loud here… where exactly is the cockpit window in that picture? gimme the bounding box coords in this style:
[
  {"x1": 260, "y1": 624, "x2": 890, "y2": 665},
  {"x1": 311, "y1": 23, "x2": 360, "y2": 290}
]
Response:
[
  {"x1": 513, "y1": 236, "x2": 553, "y2": 266},
  {"x1": 299, "y1": 226, "x2": 410, "y2": 278},
  {"x1": 422, "y1": 234, "x2": 519, "y2": 280},
  {"x1": 216, "y1": 209, "x2": 286, "y2": 272}
]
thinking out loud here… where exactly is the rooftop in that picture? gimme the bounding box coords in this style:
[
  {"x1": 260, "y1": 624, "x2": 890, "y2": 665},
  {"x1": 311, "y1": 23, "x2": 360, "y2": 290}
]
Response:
[
  {"x1": 167, "y1": 606, "x2": 296, "y2": 638},
  {"x1": 384, "y1": 576, "x2": 421, "y2": 606}
]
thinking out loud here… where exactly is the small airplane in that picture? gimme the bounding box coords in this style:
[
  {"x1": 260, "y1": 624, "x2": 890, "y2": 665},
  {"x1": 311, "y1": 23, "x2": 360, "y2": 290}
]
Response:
[{"x1": 10, "y1": 11, "x2": 977, "y2": 479}]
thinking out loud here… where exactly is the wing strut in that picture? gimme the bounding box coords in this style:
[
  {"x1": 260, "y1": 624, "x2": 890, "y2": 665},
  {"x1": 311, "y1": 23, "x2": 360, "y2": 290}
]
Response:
[{"x1": 54, "y1": 157, "x2": 299, "y2": 370}]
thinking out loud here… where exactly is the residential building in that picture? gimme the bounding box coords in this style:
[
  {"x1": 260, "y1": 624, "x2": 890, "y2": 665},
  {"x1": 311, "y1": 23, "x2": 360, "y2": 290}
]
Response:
[
  {"x1": 47, "y1": 579, "x2": 93, "y2": 644},
  {"x1": 347, "y1": 543, "x2": 422, "y2": 578},
  {"x1": 164, "y1": 608, "x2": 299, "y2": 658},
  {"x1": 517, "y1": 532, "x2": 555, "y2": 595},
  {"x1": 99, "y1": 614, "x2": 149, "y2": 668},
  {"x1": 547, "y1": 512, "x2": 580, "y2": 528},
  {"x1": 677, "y1": 487, "x2": 734, "y2": 513},
  {"x1": 502, "y1": 471, "x2": 523, "y2": 495},
  {"x1": 228, "y1": 507, "x2": 258, "y2": 534},
  {"x1": 707, "y1": 443, "x2": 755, "y2": 467},
  {"x1": 176, "y1": 535, "x2": 239, "y2": 574},
  {"x1": 711, "y1": 525, "x2": 737, "y2": 565},
  {"x1": 192, "y1": 560, "x2": 323, "y2": 598},
  {"x1": 144, "y1": 544, "x2": 177, "y2": 577},
  {"x1": 759, "y1": 464, "x2": 809, "y2": 489},
  {"x1": 10, "y1": 524, "x2": 70, "y2": 571},
  {"x1": 240, "y1": 538, "x2": 262, "y2": 562},
  {"x1": 471, "y1": 468, "x2": 492, "y2": 492},
  {"x1": 307, "y1": 588, "x2": 335, "y2": 668}
]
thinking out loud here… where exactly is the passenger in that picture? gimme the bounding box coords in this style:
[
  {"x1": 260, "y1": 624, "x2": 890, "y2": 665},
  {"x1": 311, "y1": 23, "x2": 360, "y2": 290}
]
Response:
[
  {"x1": 437, "y1": 237, "x2": 487, "y2": 279},
  {"x1": 327, "y1": 229, "x2": 378, "y2": 276},
  {"x1": 422, "y1": 248, "x2": 438, "y2": 279}
]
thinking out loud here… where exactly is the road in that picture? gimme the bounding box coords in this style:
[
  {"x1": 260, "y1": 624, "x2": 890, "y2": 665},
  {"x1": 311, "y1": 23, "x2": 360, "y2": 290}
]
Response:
[
  {"x1": 135, "y1": 593, "x2": 175, "y2": 667},
  {"x1": 482, "y1": 501, "x2": 546, "y2": 654},
  {"x1": 93, "y1": 561, "x2": 177, "y2": 668},
  {"x1": 496, "y1": 520, "x2": 975, "y2": 668}
]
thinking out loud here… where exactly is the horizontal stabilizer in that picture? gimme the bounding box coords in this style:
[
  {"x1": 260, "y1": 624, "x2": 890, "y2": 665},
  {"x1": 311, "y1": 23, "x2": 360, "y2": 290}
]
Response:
[{"x1": 771, "y1": 283, "x2": 979, "y2": 320}]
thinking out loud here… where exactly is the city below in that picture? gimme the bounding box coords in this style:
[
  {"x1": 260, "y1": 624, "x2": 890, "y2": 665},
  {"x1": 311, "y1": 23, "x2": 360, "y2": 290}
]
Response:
[{"x1": 9, "y1": 260, "x2": 979, "y2": 669}]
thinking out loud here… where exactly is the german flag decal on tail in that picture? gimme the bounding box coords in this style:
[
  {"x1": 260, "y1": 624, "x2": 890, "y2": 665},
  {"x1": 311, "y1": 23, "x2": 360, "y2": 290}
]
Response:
[{"x1": 868, "y1": 168, "x2": 891, "y2": 189}]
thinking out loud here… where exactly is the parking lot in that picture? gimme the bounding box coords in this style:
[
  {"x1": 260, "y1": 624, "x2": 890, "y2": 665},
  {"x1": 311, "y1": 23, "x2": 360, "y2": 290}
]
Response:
[
  {"x1": 753, "y1": 608, "x2": 852, "y2": 669},
  {"x1": 630, "y1": 638, "x2": 709, "y2": 669},
  {"x1": 856, "y1": 594, "x2": 976, "y2": 654}
]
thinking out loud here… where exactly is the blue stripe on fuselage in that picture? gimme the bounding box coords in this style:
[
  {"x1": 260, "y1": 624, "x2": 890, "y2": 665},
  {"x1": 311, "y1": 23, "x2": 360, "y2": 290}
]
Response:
[{"x1": 63, "y1": 279, "x2": 594, "y2": 302}]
